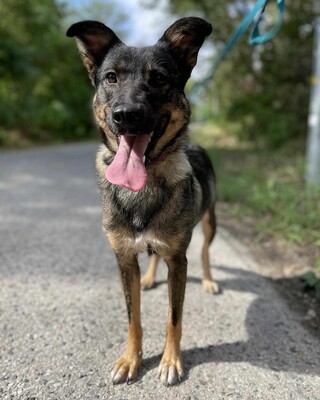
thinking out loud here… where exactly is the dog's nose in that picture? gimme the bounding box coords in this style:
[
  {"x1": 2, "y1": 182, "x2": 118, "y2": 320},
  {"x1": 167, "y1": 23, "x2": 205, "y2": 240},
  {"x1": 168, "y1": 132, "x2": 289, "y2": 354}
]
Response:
[{"x1": 113, "y1": 104, "x2": 145, "y2": 130}]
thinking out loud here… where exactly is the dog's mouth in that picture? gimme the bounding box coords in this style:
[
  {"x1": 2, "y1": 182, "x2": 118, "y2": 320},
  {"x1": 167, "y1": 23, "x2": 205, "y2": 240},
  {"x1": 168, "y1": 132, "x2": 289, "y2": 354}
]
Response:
[
  {"x1": 105, "y1": 132, "x2": 153, "y2": 192},
  {"x1": 105, "y1": 113, "x2": 170, "y2": 192}
]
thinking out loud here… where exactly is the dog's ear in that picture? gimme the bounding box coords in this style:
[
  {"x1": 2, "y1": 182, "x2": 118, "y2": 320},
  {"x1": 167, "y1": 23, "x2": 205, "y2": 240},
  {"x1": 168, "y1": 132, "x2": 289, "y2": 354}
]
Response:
[
  {"x1": 66, "y1": 20, "x2": 122, "y2": 84},
  {"x1": 158, "y1": 17, "x2": 212, "y2": 81}
]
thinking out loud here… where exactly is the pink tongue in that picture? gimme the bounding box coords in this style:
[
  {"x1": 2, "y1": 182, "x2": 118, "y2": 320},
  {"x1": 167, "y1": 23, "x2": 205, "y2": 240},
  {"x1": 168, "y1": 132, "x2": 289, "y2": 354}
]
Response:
[{"x1": 106, "y1": 134, "x2": 150, "y2": 192}]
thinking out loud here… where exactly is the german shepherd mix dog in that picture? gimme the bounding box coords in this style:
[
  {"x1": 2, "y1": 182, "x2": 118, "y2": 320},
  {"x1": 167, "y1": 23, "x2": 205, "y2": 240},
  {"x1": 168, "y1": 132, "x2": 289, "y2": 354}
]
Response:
[{"x1": 67, "y1": 17, "x2": 219, "y2": 386}]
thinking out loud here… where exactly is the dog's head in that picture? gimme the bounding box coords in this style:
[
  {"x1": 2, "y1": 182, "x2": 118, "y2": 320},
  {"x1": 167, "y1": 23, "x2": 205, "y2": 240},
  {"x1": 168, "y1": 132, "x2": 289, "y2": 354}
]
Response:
[{"x1": 67, "y1": 17, "x2": 212, "y2": 191}]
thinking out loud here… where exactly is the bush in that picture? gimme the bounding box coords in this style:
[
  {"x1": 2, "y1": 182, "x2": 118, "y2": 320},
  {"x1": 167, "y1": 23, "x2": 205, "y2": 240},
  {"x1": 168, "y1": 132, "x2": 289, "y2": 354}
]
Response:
[
  {"x1": 228, "y1": 92, "x2": 303, "y2": 148},
  {"x1": 0, "y1": 0, "x2": 95, "y2": 146}
]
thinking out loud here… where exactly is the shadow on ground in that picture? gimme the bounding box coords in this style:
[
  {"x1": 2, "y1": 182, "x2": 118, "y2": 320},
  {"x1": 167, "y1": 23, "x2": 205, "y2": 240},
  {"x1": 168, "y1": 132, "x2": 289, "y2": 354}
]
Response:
[{"x1": 140, "y1": 265, "x2": 320, "y2": 381}]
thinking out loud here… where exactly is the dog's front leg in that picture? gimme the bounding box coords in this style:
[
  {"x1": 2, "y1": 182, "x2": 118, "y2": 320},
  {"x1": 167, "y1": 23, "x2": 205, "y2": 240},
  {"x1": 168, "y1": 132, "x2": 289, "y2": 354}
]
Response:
[
  {"x1": 159, "y1": 253, "x2": 187, "y2": 386},
  {"x1": 111, "y1": 250, "x2": 143, "y2": 385}
]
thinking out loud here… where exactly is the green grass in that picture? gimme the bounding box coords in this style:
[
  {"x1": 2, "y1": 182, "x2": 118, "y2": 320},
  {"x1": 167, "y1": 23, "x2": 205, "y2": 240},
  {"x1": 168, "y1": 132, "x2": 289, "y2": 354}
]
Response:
[{"x1": 190, "y1": 123, "x2": 320, "y2": 251}]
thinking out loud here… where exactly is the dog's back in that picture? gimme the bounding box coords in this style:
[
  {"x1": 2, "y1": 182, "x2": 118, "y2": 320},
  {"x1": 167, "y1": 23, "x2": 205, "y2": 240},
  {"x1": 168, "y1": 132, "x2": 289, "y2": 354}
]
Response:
[{"x1": 186, "y1": 142, "x2": 216, "y2": 215}]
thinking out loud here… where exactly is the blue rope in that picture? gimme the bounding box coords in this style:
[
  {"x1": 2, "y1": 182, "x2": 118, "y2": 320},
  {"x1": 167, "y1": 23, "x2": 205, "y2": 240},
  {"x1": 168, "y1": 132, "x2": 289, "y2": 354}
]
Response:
[
  {"x1": 250, "y1": 0, "x2": 285, "y2": 45},
  {"x1": 190, "y1": 0, "x2": 285, "y2": 98}
]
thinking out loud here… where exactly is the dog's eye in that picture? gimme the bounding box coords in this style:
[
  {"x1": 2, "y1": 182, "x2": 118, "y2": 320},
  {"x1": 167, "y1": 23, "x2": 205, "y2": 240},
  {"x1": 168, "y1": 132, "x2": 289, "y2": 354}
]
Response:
[
  {"x1": 106, "y1": 72, "x2": 117, "y2": 84},
  {"x1": 151, "y1": 71, "x2": 168, "y2": 86}
]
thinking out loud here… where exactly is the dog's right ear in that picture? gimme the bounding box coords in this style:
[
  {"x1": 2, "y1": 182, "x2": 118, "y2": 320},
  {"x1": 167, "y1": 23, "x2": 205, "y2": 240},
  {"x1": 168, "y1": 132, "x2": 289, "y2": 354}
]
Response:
[{"x1": 66, "y1": 20, "x2": 122, "y2": 84}]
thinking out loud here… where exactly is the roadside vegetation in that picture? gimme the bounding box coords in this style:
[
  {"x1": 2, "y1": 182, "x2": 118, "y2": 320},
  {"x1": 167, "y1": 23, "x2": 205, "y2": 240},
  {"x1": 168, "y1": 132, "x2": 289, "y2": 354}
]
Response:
[{"x1": 191, "y1": 124, "x2": 320, "y2": 248}]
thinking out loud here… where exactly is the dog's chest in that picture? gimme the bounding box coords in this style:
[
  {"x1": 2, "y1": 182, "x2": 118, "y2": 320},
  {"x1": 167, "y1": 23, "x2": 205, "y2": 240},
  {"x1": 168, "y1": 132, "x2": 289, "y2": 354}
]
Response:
[
  {"x1": 108, "y1": 192, "x2": 171, "y2": 253},
  {"x1": 113, "y1": 185, "x2": 168, "y2": 233},
  {"x1": 127, "y1": 231, "x2": 168, "y2": 254}
]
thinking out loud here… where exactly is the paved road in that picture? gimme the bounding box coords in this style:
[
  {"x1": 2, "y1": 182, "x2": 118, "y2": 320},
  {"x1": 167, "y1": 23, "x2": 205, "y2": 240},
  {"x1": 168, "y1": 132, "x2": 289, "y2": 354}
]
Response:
[{"x1": 0, "y1": 143, "x2": 319, "y2": 400}]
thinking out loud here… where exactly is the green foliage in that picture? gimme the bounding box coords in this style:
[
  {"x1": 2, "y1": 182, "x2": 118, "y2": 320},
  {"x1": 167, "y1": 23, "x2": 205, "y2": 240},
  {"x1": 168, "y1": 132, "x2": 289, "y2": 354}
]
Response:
[
  {"x1": 302, "y1": 259, "x2": 320, "y2": 299},
  {"x1": 171, "y1": 0, "x2": 314, "y2": 148},
  {"x1": 0, "y1": 0, "x2": 127, "y2": 146},
  {"x1": 191, "y1": 123, "x2": 320, "y2": 247},
  {"x1": 228, "y1": 92, "x2": 299, "y2": 148}
]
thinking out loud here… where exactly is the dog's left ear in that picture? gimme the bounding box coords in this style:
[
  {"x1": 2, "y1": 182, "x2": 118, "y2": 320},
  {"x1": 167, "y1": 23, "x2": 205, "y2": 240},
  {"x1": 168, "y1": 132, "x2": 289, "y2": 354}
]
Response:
[
  {"x1": 66, "y1": 20, "x2": 122, "y2": 84},
  {"x1": 158, "y1": 17, "x2": 212, "y2": 80}
]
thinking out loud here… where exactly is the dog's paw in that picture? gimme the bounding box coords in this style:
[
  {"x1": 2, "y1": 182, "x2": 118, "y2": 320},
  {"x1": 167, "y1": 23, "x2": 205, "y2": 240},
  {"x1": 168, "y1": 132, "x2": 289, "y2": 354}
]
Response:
[
  {"x1": 111, "y1": 353, "x2": 142, "y2": 385},
  {"x1": 158, "y1": 354, "x2": 184, "y2": 386},
  {"x1": 202, "y1": 278, "x2": 220, "y2": 294},
  {"x1": 140, "y1": 274, "x2": 156, "y2": 290}
]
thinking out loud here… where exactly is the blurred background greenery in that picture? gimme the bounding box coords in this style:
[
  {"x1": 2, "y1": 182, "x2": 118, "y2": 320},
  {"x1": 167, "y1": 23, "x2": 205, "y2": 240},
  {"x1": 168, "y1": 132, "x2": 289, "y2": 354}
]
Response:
[
  {"x1": 0, "y1": 0, "x2": 131, "y2": 146},
  {"x1": 0, "y1": 0, "x2": 314, "y2": 148},
  {"x1": 1, "y1": 0, "x2": 319, "y2": 274}
]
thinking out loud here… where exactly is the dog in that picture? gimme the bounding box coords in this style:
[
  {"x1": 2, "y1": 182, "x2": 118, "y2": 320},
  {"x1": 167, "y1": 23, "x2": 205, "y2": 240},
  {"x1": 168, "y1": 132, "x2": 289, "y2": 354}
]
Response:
[{"x1": 67, "y1": 17, "x2": 219, "y2": 386}]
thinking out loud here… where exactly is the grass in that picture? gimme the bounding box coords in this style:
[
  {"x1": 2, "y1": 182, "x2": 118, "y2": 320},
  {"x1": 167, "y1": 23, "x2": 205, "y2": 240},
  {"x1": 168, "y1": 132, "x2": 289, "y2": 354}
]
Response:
[{"x1": 190, "y1": 123, "x2": 320, "y2": 263}]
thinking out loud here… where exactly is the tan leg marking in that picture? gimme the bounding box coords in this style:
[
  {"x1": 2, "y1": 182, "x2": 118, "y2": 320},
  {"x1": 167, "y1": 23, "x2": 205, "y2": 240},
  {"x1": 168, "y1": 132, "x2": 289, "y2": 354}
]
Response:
[
  {"x1": 201, "y1": 209, "x2": 220, "y2": 294},
  {"x1": 140, "y1": 254, "x2": 160, "y2": 290},
  {"x1": 159, "y1": 316, "x2": 184, "y2": 386},
  {"x1": 110, "y1": 252, "x2": 143, "y2": 384},
  {"x1": 158, "y1": 254, "x2": 187, "y2": 385}
]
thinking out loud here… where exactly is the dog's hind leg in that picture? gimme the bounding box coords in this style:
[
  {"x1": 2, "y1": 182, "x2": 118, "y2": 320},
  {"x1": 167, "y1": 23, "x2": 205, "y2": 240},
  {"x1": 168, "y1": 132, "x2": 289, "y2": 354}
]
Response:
[
  {"x1": 110, "y1": 249, "x2": 143, "y2": 384},
  {"x1": 201, "y1": 206, "x2": 220, "y2": 294},
  {"x1": 140, "y1": 254, "x2": 160, "y2": 290}
]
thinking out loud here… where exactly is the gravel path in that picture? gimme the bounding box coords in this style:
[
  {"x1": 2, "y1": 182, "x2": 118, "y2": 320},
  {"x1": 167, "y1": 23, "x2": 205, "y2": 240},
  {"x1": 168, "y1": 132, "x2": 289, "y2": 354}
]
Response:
[{"x1": 0, "y1": 143, "x2": 319, "y2": 400}]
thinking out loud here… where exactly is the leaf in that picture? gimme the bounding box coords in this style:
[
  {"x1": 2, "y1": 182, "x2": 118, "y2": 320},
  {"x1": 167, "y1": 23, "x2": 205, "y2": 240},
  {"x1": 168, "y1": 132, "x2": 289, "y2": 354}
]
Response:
[{"x1": 301, "y1": 271, "x2": 318, "y2": 288}]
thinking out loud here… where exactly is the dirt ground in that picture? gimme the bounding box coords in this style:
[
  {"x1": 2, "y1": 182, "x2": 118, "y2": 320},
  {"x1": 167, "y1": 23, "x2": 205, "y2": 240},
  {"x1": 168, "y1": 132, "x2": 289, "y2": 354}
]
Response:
[{"x1": 217, "y1": 203, "x2": 320, "y2": 338}]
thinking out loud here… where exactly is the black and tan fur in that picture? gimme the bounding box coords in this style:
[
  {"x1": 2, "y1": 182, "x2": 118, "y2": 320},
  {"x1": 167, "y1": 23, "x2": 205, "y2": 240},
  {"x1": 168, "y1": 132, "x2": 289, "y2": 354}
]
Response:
[{"x1": 67, "y1": 17, "x2": 219, "y2": 386}]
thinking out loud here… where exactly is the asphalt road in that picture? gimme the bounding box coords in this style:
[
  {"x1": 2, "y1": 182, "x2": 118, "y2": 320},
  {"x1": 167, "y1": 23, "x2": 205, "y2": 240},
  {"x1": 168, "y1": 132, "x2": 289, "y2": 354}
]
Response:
[{"x1": 0, "y1": 143, "x2": 319, "y2": 400}]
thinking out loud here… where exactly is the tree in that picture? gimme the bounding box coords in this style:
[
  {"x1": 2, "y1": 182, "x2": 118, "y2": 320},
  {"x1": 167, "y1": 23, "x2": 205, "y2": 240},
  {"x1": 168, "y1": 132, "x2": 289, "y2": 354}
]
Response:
[
  {"x1": 0, "y1": 0, "x2": 127, "y2": 145},
  {"x1": 169, "y1": 0, "x2": 314, "y2": 147}
]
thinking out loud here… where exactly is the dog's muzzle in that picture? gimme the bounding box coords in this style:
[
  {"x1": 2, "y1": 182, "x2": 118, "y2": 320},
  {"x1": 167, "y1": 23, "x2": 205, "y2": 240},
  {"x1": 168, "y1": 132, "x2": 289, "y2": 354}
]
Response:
[{"x1": 112, "y1": 103, "x2": 150, "y2": 135}]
